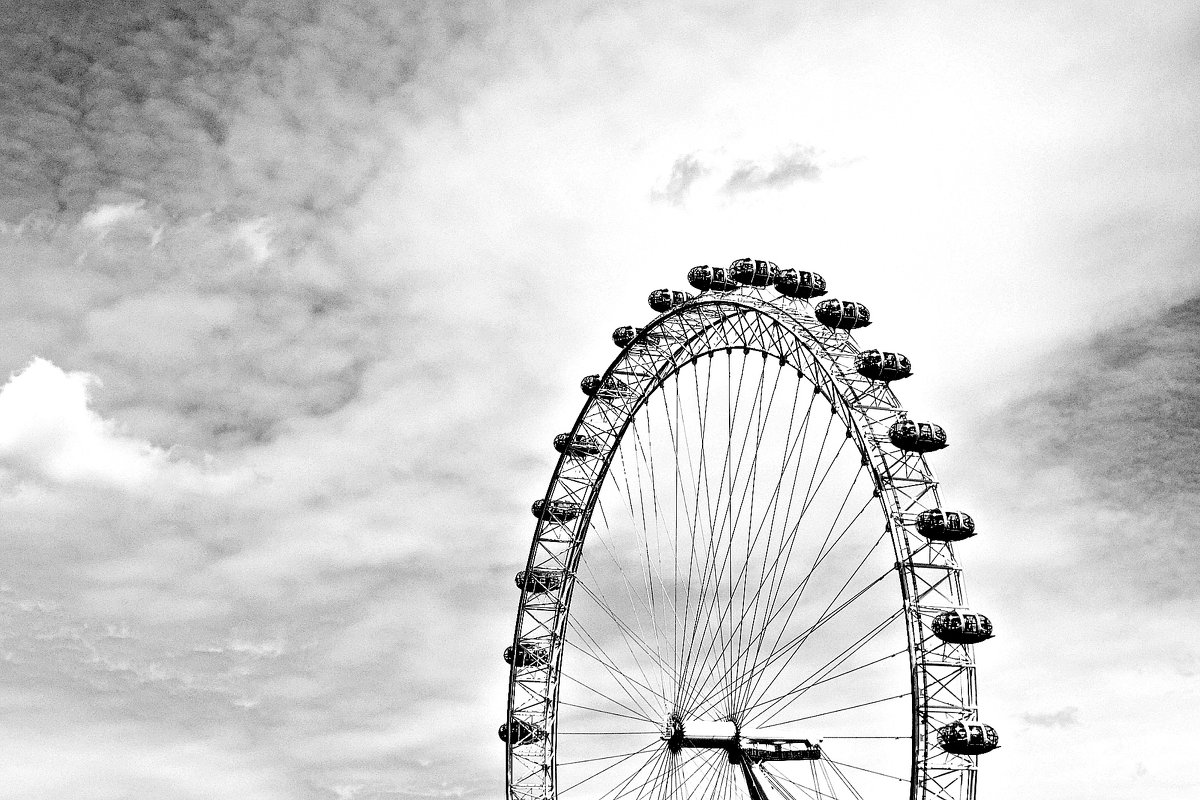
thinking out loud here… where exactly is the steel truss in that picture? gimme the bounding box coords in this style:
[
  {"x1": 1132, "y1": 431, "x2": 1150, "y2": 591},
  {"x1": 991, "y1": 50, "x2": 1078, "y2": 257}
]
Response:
[{"x1": 506, "y1": 292, "x2": 985, "y2": 800}]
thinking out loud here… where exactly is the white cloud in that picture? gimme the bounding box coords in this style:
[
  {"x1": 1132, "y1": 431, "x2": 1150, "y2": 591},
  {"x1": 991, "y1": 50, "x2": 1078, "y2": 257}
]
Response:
[
  {"x1": 0, "y1": 721, "x2": 301, "y2": 800},
  {"x1": 0, "y1": 358, "x2": 243, "y2": 493},
  {"x1": 79, "y1": 202, "x2": 148, "y2": 235},
  {"x1": 0, "y1": 1, "x2": 1196, "y2": 799},
  {"x1": 235, "y1": 219, "x2": 274, "y2": 264}
]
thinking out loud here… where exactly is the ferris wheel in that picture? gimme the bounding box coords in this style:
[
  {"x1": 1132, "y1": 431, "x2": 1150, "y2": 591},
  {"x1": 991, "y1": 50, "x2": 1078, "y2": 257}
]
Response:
[{"x1": 502, "y1": 258, "x2": 998, "y2": 800}]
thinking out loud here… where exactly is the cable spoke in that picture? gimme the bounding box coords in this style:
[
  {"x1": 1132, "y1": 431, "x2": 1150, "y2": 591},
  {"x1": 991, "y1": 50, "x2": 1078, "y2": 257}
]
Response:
[
  {"x1": 559, "y1": 741, "x2": 664, "y2": 797},
  {"x1": 510, "y1": 297, "x2": 985, "y2": 800}
]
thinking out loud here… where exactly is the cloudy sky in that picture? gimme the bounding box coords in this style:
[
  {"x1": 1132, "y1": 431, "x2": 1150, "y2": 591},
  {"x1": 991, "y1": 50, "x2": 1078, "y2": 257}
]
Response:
[{"x1": 0, "y1": 1, "x2": 1197, "y2": 798}]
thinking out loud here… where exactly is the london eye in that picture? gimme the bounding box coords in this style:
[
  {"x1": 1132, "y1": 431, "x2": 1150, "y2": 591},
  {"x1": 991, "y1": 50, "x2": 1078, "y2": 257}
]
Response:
[{"x1": 502, "y1": 258, "x2": 998, "y2": 800}]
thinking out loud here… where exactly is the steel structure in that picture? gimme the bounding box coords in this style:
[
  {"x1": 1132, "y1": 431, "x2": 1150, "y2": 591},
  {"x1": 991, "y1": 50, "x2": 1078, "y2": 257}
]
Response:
[{"x1": 504, "y1": 261, "x2": 997, "y2": 800}]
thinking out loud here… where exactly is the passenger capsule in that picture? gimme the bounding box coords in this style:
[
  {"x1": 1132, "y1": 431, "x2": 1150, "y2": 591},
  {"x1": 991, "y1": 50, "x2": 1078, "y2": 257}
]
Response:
[
  {"x1": 553, "y1": 433, "x2": 602, "y2": 457},
  {"x1": 888, "y1": 419, "x2": 948, "y2": 453},
  {"x1": 815, "y1": 299, "x2": 871, "y2": 330},
  {"x1": 515, "y1": 568, "x2": 566, "y2": 593},
  {"x1": 730, "y1": 258, "x2": 778, "y2": 287},
  {"x1": 612, "y1": 326, "x2": 664, "y2": 348},
  {"x1": 687, "y1": 265, "x2": 739, "y2": 292},
  {"x1": 932, "y1": 610, "x2": 994, "y2": 644},
  {"x1": 612, "y1": 326, "x2": 642, "y2": 348},
  {"x1": 937, "y1": 721, "x2": 999, "y2": 755},
  {"x1": 531, "y1": 499, "x2": 582, "y2": 522},
  {"x1": 773, "y1": 268, "x2": 827, "y2": 299},
  {"x1": 648, "y1": 289, "x2": 694, "y2": 312},
  {"x1": 854, "y1": 349, "x2": 912, "y2": 381},
  {"x1": 504, "y1": 641, "x2": 551, "y2": 668},
  {"x1": 581, "y1": 374, "x2": 631, "y2": 397},
  {"x1": 499, "y1": 719, "x2": 547, "y2": 746},
  {"x1": 915, "y1": 509, "x2": 976, "y2": 541}
]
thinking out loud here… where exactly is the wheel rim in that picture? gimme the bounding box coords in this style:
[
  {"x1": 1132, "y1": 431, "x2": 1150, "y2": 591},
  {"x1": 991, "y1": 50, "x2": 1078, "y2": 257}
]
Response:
[{"x1": 507, "y1": 292, "x2": 985, "y2": 800}]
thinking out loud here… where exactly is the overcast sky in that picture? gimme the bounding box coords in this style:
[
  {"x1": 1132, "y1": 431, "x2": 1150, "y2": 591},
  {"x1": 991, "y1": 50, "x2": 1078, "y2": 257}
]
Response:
[{"x1": 0, "y1": 1, "x2": 1197, "y2": 798}]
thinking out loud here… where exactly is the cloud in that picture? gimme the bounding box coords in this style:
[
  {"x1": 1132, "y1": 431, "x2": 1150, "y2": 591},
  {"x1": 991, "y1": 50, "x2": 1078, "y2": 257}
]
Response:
[
  {"x1": 80, "y1": 201, "x2": 148, "y2": 234},
  {"x1": 0, "y1": 710, "x2": 304, "y2": 800},
  {"x1": 0, "y1": 357, "x2": 243, "y2": 492},
  {"x1": 0, "y1": 205, "x2": 390, "y2": 451},
  {"x1": 989, "y1": 291, "x2": 1200, "y2": 600},
  {"x1": 651, "y1": 153, "x2": 709, "y2": 205},
  {"x1": 1021, "y1": 706, "x2": 1079, "y2": 728},
  {"x1": 0, "y1": 3, "x2": 535, "y2": 795},
  {"x1": 0, "y1": 1, "x2": 506, "y2": 231},
  {"x1": 955, "y1": 290, "x2": 1200, "y2": 798},
  {"x1": 0, "y1": 0, "x2": 537, "y2": 455},
  {"x1": 649, "y1": 146, "x2": 828, "y2": 205},
  {"x1": 0, "y1": 1, "x2": 1197, "y2": 799},
  {"x1": 722, "y1": 145, "x2": 823, "y2": 195}
]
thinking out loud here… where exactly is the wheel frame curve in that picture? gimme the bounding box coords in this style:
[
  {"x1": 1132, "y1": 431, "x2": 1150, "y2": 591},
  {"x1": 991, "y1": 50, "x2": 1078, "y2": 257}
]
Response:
[{"x1": 505, "y1": 289, "x2": 983, "y2": 800}]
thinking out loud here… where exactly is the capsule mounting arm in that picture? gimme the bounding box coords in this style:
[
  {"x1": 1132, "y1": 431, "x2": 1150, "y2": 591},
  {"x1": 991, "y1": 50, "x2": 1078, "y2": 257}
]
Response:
[{"x1": 739, "y1": 759, "x2": 772, "y2": 800}]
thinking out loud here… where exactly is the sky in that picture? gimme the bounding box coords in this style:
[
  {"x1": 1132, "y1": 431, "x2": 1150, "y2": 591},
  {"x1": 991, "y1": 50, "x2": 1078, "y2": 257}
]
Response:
[{"x1": 0, "y1": 0, "x2": 1197, "y2": 798}]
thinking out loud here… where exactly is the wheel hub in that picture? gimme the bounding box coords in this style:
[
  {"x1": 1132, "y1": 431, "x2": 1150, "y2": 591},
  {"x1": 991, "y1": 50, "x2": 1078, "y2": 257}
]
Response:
[{"x1": 662, "y1": 714, "x2": 821, "y2": 762}]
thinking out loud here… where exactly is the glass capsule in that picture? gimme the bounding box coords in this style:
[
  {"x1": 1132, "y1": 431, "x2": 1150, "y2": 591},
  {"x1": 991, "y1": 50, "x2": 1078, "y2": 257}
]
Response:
[
  {"x1": 774, "y1": 268, "x2": 828, "y2": 299},
  {"x1": 937, "y1": 721, "x2": 999, "y2": 755},
  {"x1": 932, "y1": 610, "x2": 994, "y2": 644},
  {"x1": 504, "y1": 641, "x2": 552, "y2": 667},
  {"x1": 915, "y1": 509, "x2": 976, "y2": 541},
  {"x1": 499, "y1": 719, "x2": 547, "y2": 746},
  {"x1": 854, "y1": 349, "x2": 912, "y2": 381},
  {"x1": 648, "y1": 288, "x2": 694, "y2": 312},
  {"x1": 729, "y1": 257, "x2": 778, "y2": 287},
  {"x1": 531, "y1": 499, "x2": 582, "y2": 522},
  {"x1": 580, "y1": 374, "x2": 631, "y2": 397},
  {"x1": 815, "y1": 299, "x2": 871, "y2": 330},
  {"x1": 514, "y1": 569, "x2": 566, "y2": 593},
  {"x1": 687, "y1": 265, "x2": 739, "y2": 292},
  {"x1": 553, "y1": 433, "x2": 603, "y2": 457},
  {"x1": 888, "y1": 419, "x2": 948, "y2": 453},
  {"x1": 611, "y1": 326, "x2": 642, "y2": 347}
]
